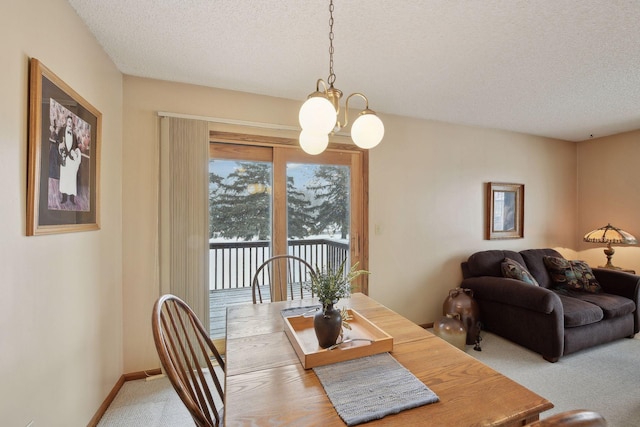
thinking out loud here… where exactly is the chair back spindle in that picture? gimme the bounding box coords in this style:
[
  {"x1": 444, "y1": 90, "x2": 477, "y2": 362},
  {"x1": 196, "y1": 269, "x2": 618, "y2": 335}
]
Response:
[
  {"x1": 252, "y1": 255, "x2": 315, "y2": 303},
  {"x1": 152, "y1": 294, "x2": 225, "y2": 427}
]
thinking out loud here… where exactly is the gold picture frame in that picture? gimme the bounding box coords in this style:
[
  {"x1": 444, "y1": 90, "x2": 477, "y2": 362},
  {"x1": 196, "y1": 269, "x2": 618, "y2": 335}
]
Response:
[
  {"x1": 486, "y1": 182, "x2": 524, "y2": 240},
  {"x1": 27, "y1": 58, "x2": 101, "y2": 235}
]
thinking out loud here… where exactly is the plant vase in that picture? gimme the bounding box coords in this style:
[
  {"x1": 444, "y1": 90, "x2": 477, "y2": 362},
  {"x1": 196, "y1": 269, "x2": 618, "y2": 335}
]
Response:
[{"x1": 314, "y1": 304, "x2": 342, "y2": 348}]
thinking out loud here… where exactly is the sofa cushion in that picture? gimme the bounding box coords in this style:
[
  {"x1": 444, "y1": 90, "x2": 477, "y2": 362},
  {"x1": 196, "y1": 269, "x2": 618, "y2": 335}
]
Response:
[
  {"x1": 543, "y1": 256, "x2": 602, "y2": 293},
  {"x1": 520, "y1": 248, "x2": 564, "y2": 289},
  {"x1": 466, "y1": 250, "x2": 525, "y2": 278},
  {"x1": 501, "y1": 257, "x2": 540, "y2": 286},
  {"x1": 571, "y1": 292, "x2": 636, "y2": 319},
  {"x1": 558, "y1": 294, "x2": 604, "y2": 327}
]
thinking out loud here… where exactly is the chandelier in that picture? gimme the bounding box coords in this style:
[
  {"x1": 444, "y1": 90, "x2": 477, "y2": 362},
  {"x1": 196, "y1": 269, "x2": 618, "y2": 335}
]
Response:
[{"x1": 298, "y1": 0, "x2": 384, "y2": 155}]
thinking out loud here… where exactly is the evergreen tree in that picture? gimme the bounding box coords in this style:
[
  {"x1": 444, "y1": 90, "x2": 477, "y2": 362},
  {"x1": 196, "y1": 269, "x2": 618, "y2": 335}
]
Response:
[
  {"x1": 287, "y1": 176, "x2": 315, "y2": 238},
  {"x1": 208, "y1": 167, "x2": 224, "y2": 238},
  {"x1": 307, "y1": 165, "x2": 350, "y2": 239},
  {"x1": 210, "y1": 162, "x2": 271, "y2": 240},
  {"x1": 209, "y1": 161, "x2": 316, "y2": 240}
]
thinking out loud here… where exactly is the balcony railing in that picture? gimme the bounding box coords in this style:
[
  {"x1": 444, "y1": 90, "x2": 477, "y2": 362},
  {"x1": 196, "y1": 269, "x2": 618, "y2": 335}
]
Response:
[{"x1": 208, "y1": 238, "x2": 349, "y2": 291}]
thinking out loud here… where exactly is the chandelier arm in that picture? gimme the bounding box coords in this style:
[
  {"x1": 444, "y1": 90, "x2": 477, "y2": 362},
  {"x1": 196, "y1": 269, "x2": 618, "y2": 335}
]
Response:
[
  {"x1": 343, "y1": 92, "x2": 370, "y2": 128},
  {"x1": 315, "y1": 79, "x2": 330, "y2": 96}
]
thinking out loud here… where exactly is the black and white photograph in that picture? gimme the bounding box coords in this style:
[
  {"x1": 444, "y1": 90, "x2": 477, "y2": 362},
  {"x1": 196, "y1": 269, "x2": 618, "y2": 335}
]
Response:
[{"x1": 27, "y1": 58, "x2": 101, "y2": 235}]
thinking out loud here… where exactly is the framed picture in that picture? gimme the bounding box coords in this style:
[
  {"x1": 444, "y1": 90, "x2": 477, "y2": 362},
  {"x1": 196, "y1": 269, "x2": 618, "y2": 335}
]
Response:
[
  {"x1": 27, "y1": 58, "x2": 101, "y2": 235},
  {"x1": 486, "y1": 182, "x2": 524, "y2": 240}
]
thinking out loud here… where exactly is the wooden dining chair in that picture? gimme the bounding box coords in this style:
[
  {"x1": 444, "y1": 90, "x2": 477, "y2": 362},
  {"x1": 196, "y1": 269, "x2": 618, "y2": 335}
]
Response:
[
  {"x1": 252, "y1": 254, "x2": 315, "y2": 303},
  {"x1": 526, "y1": 409, "x2": 607, "y2": 426},
  {"x1": 152, "y1": 294, "x2": 225, "y2": 427}
]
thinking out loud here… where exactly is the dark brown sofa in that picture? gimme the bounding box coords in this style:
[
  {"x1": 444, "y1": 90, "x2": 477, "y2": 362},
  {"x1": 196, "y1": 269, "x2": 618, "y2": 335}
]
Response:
[{"x1": 460, "y1": 248, "x2": 640, "y2": 362}]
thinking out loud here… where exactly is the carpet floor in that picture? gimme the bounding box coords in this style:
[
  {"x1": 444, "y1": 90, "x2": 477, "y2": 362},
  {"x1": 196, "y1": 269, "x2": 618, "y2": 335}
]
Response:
[
  {"x1": 471, "y1": 331, "x2": 640, "y2": 427},
  {"x1": 96, "y1": 376, "x2": 193, "y2": 427},
  {"x1": 98, "y1": 332, "x2": 640, "y2": 426}
]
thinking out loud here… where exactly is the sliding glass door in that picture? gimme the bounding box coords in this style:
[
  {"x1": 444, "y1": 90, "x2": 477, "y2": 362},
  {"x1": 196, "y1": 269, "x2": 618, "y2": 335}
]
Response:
[{"x1": 208, "y1": 139, "x2": 367, "y2": 338}]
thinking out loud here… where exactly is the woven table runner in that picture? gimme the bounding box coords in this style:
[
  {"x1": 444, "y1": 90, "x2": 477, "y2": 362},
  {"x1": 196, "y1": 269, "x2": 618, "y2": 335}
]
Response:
[{"x1": 313, "y1": 352, "x2": 439, "y2": 426}]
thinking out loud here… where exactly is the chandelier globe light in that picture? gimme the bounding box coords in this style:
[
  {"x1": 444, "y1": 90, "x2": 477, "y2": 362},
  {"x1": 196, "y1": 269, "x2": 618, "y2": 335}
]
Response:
[
  {"x1": 298, "y1": 95, "x2": 336, "y2": 134},
  {"x1": 299, "y1": 130, "x2": 329, "y2": 155},
  {"x1": 351, "y1": 110, "x2": 385, "y2": 149},
  {"x1": 298, "y1": 0, "x2": 384, "y2": 155}
]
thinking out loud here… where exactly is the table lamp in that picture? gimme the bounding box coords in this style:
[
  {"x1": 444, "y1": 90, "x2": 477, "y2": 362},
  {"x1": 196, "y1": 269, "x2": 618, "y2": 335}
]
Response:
[{"x1": 583, "y1": 223, "x2": 637, "y2": 269}]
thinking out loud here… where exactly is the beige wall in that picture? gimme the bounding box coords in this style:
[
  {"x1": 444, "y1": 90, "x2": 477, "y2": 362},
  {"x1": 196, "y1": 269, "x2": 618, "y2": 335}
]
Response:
[
  {"x1": 122, "y1": 77, "x2": 304, "y2": 371},
  {"x1": 0, "y1": 0, "x2": 123, "y2": 425},
  {"x1": 577, "y1": 130, "x2": 640, "y2": 273},
  {"x1": 122, "y1": 76, "x2": 579, "y2": 370},
  {"x1": 368, "y1": 116, "x2": 578, "y2": 322},
  {"x1": 4, "y1": 2, "x2": 637, "y2": 423}
]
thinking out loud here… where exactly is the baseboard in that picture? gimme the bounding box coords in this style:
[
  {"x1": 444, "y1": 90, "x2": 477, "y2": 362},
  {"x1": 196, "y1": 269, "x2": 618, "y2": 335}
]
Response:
[
  {"x1": 124, "y1": 368, "x2": 163, "y2": 381},
  {"x1": 87, "y1": 368, "x2": 163, "y2": 426}
]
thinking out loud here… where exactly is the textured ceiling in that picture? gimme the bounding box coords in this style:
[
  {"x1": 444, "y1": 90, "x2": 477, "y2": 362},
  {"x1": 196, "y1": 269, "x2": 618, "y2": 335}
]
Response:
[{"x1": 66, "y1": 0, "x2": 640, "y2": 141}]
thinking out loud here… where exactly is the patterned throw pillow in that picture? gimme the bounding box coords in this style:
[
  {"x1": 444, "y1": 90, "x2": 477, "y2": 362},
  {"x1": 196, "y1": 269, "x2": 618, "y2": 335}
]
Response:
[
  {"x1": 542, "y1": 256, "x2": 601, "y2": 293},
  {"x1": 501, "y1": 258, "x2": 540, "y2": 286}
]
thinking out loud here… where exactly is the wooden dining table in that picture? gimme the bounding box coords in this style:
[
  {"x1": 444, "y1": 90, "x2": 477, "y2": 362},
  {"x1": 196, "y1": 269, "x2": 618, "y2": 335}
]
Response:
[{"x1": 224, "y1": 293, "x2": 553, "y2": 426}]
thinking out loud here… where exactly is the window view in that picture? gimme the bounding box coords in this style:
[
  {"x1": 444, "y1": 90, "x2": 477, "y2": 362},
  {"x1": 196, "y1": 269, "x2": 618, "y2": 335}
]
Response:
[
  {"x1": 209, "y1": 158, "x2": 273, "y2": 301},
  {"x1": 208, "y1": 156, "x2": 351, "y2": 338},
  {"x1": 287, "y1": 162, "x2": 350, "y2": 268}
]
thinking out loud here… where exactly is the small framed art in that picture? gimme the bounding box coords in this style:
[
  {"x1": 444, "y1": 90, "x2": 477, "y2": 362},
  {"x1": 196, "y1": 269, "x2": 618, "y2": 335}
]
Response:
[
  {"x1": 27, "y1": 58, "x2": 101, "y2": 235},
  {"x1": 486, "y1": 182, "x2": 524, "y2": 240}
]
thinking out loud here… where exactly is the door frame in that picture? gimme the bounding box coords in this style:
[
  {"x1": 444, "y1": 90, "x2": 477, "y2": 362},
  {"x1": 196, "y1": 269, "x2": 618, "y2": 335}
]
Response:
[{"x1": 209, "y1": 130, "x2": 370, "y2": 294}]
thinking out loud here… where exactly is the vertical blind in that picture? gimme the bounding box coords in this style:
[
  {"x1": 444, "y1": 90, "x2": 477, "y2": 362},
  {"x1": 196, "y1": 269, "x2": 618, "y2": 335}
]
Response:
[{"x1": 159, "y1": 117, "x2": 210, "y2": 331}]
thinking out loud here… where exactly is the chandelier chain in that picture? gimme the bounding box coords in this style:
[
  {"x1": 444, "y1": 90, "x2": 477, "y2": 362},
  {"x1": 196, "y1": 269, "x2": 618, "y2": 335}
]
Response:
[{"x1": 328, "y1": 0, "x2": 336, "y2": 86}]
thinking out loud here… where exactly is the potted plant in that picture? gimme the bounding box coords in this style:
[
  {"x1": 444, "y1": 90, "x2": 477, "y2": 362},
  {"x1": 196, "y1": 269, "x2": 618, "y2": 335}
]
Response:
[{"x1": 306, "y1": 259, "x2": 369, "y2": 348}]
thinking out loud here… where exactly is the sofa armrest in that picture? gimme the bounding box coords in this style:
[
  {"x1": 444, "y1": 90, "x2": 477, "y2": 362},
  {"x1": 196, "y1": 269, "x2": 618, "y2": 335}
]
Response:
[
  {"x1": 592, "y1": 268, "x2": 640, "y2": 302},
  {"x1": 461, "y1": 276, "x2": 562, "y2": 314},
  {"x1": 592, "y1": 268, "x2": 640, "y2": 334}
]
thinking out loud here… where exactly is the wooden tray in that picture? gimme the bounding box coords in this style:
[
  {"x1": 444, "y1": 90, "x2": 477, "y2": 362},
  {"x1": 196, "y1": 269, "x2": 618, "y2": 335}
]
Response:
[{"x1": 283, "y1": 309, "x2": 393, "y2": 369}]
